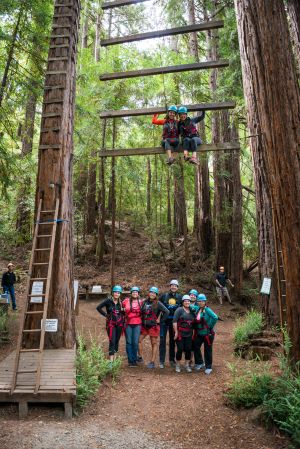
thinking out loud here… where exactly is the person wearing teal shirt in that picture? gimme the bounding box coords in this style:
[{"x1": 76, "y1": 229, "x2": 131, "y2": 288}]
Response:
[{"x1": 193, "y1": 293, "x2": 218, "y2": 374}]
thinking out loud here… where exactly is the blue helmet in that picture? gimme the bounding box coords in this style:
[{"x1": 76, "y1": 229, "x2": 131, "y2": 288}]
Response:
[
  {"x1": 178, "y1": 106, "x2": 188, "y2": 114},
  {"x1": 168, "y1": 105, "x2": 177, "y2": 112},
  {"x1": 149, "y1": 286, "x2": 159, "y2": 295},
  {"x1": 112, "y1": 285, "x2": 122, "y2": 293},
  {"x1": 197, "y1": 293, "x2": 207, "y2": 302},
  {"x1": 131, "y1": 286, "x2": 140, "y2": 293},
  {"x1": 189, "y1": 289, "x2": 198, "y2": 297}
]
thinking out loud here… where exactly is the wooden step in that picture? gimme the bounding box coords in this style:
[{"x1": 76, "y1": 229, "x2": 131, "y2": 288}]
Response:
[
  {"x1": 102, "y1": 0, "x2": 150, "y2": 9},
  {"x1": 28, "y1": 294, "x2": 46, "y2": 297},
  {"x1": 22, "y1": 329, "x2": 42, "y2": 333},
  {"x1": 30, "y1": 278, "x2": 48, "y2": 281},
  {"x1": 39, "y1": 144, "x2": 61, "y2": 150},
  {"x1": 38, "y1": 221, "x2": 55, "y2": 224},
  {"x1": 49, "y1": 44, "x2": 70, "y2": 49},
  {"x1": 44, "y1": 85, "x2": 66, "y2": 90},
  {"x1": 20, "y1": 349, "x2": 40, "y2": 353},
  {"x1": 32, "y1": 263, "x2": 49, "y2": 266},
  {"x1": 52, "y1": 24, "x2": 72, "y2": 29},
  {"x1": 100, "y1": 59, "x2": 229, "y2": 81},
  {"x1": 99, "y1": 142, "x2": 240, "y2": 157},
  {"x1": 34, "y1": 248, "x2": 51, "y2": 251},
  {"x1": 41, "y1": 112, "x2": 62, "y2": 118},
  {"x1": 41, "y1": 210, "x2": 55, "y2": 213},
  {"x1": 26, "y1": 311, "x2": 44, "y2": 315},
  {"x1": 50, "y1": 34, "x2": 70, "y2": 39},
  {"x1": 17, "y1": 370, "x2": 38, "y2": 374},
  {"x1": 41, "y1": 128, "x2": 61, "y2": 133},
  {"x1": 37, "y1": 235, "x2": 52, "y2": 238},
  {"x1": 100, "y1": 101, "x2": 235, "y2": 119},
  {"x1": 101, "y1": 20, "x2": 224, "y2": 46}
]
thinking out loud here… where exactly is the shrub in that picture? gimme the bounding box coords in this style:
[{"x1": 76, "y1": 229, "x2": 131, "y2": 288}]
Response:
[
  {"x1": 75, "y1": 334, "x2": 122, "y2": 410},
  {"x1": 234, "y1": 310, "x2": 263, "y2": 346}
]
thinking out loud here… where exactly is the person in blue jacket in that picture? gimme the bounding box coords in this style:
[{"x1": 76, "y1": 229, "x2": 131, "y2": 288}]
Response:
[
  {"x1": 159, "y1": 279, "x2": 182, "y2": 368},
  {"x1": 193, "y1": 293, "x2": 218, "y2": 374}
]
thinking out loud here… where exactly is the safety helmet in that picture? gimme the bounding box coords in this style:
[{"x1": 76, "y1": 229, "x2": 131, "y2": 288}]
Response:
[
  {"x1": 131, "y1": 286, "x2": 140, "y2": 293},
  {"x1": 170, "y1": 279, "x2": 179, "y2": 287},
  {"x1": 182, "y1": 294, "x2": 191, "y2": 302},
  {"x1": 168, "y1": 105, "x2": 177, "y2": 112},
  {"x1": 112, "y1": 285, "x2": 122, "y2": 293},
  {"x1": 149, "y1": 286, "x2": 159, "y2": 295},
  {"x1": 189, "y1": 289, "x2": 198, "y2": 297},
  {"x1": 197, "y1": 293, "x2": 207, "y2": 302},
  {"x1": 178, "y1": 106, "x2": 188, "y2": 114}
]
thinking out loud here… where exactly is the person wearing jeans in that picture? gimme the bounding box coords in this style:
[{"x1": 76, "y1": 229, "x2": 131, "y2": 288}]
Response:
[
  {"x1": 1, "y1": 262, "x2": 17, "y2": 310},
  {"x1": 122, "y1": 287, "x2": 144, "y2": 367}
]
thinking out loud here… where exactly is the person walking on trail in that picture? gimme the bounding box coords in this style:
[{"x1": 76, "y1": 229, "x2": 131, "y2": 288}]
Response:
[
  {"x1": 173, "y1": 295, "x2": 195, "y2": 373},
  {"x1": 215, "y1": 266, "x2": 234, "y2": 305},
  {"x1": 1, "y1": 262, "x2": 17, "y2": 310},
  {"x1": 122, "y1": 286, "x2": 144, "y2": 367},
  {"x1": 193, "y1": 293, "x2": 218, "y2": 375},
  {"x1": 177, "y1": 106, "x2": 205, "y2": 165},
  {"x1": 138, "y1": 287, "x2": 169, "y2": 369},
  {"x1": 159, "y1": 279, "x2": 182, "y2": 368},
  {"x1": 152, "y1": 105, "x2": 180, "y2": 166},
  {"x1": 96, "y1": 285, "x2": 124, "y2": 364}
]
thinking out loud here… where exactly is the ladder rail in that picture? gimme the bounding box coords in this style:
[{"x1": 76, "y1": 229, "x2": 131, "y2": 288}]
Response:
[
  {"x1": 34, "y1": 198, "x2": 60, "y2": 393},
  {"x1": 10, "y1": 199, "x2": 43, "y2": 394}
]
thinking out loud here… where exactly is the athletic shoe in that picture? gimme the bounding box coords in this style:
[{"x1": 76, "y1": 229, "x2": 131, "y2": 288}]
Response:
[
  {"x1": 166, "y1": 157, "x2": 176, "y2": 165},
  {"x1": 185, "y1": 365, "x2": 192, "y2": 373},
  {"x1": 195, "y1": 363, "x2": 205, "y2": 371},
  {"x1": 137, "y1": 356, "x2": 144, "y2": 363},
  {"x1": 189, "y1": 157, "x2": 199, "y2": 165},
  {"x1": 159, "y1": 363, "x2": 165, "y2": 369},
  {"x1": 175, "y1": 364, "x2": 181, "y2": 373},
  {"x1": 147, "y1": 362, "x2": 155, "y2": 369},
  {"x1": 169, "y1": 361, "x2": 176, "y2": 368},
  {"x1": 205, "y1": 368, "x2": 213, "y2": 375}
]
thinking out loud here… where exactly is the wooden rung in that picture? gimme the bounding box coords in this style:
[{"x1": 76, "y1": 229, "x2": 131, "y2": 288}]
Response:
[
  {"x1": 102, "y1": 0, "x2": 151, "y2": 9},
  {"x1": 48, "y1": 57, "x2": 69, "y2": 61},
  {"x1": 52, "y1": 24, "x2": 72, "y2": 28},
  {"x1": 26, "y1": 311, "x2": 44, "y2": 315},
  {"x1": 28, "y1": 294, "x2": 46, "y2": 297},
  {"x1": 49, "y1": 44, "x2": 70, "y2": 48},
  {"x1": 38, "y1": 221, "x2": 55, "y2": 224},
  {"x1": 53, "y1": 13, "x2": 74, "y2": 17},
  {"x1": 100, "y1": 59, "x2": 229, "y2": 81},
  {"x1": 41, "y1": 112, "x2": 62, "y2": 118},
  {"x1": 41, "y1": 210, "x2": 55, "y2": 213},
  {"x1": 44, "y1": 85, "x2": 66, "y2": 90},
  {"x1": 30, "y1": 278, "x2": 48, "y2": 281},
  {"x1": 50, "y1": 34, "x2": 70, "y2": 39},
  {"x1": 43, "y1": 99, "x2": 64, "y2": 104},
  {"x1": 20, "y1": 349, "x2": 40, "y2": 353},
  {"x1": 100, "y1": 101, "x2": 235, "y2": 118},
  {"x1": 41, "y1": 128, "x2": 61, "y2": 132},
  {"x1": 39, "y1": 144, "x2": 61, "y2": 150},
  {"x1": 55, "y1": 2, "x2": 80, "y2": 6},
  {"x1": 281, "y1": 280, "x2": 286, "y2": 282},
  {"x1": 46, "y1": 70, "x2": 67, "y2": 75},
  {"x1": 98, "y1": 142, "x2": 240, "y2": 157},
  {"x1": 34, "y1": 248, "x2": 51, "y2": 251},
  {"x1": 22, "y1": 329, "x2": 42, "y2": 333},
  {"x1": 17, "y1": 370, "x2": 38, "y2": 374},
  {"x1": 32, "y1": 263, "x2": 49, "y2": 266},
  {"x1": 282, "y1": 294, "x2": 286, "y2": 297},
  {"x1": 101, "y1": 20, "x2": 224, "y2": 46},
  {"x1": 37, "y1": 235, "x2": 52, "y2": 237}
]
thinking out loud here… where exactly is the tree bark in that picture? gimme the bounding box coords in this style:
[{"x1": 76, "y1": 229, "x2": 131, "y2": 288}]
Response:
[
  {"x1": 94, "y1": 0, "x2": 102, "y2": 62},
  {"x1": 287, "y1": 0, "x2": 300, "y2": 78},
  {"x1": 98, "y1": 119, "x2": 107, "y2": 265},
  {"x1": 146, "y1": 157, "x2": 151, "y2": 225},
  {"x1": 235, "y1": 0, "x2": 300, "y2": 359},
  {"x1": 31, "y1": 0, "x2": 80, "y2": 348}
]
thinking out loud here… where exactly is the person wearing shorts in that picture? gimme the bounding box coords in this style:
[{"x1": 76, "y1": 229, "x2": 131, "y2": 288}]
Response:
[
  {"x1": 139, "y1": 287, "x2": 169, "y2": 369},
  {"x1": 215, "y1": 266, "x2": 234, "y2": 304}
]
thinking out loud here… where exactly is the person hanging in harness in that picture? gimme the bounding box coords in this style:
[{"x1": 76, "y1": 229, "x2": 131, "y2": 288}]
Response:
[
  {"x1": 193, "y1": 293, "x2": 218, "y2": 375},
  {"x1": 122, "y1": 286, "x2": 144, "y2": 367},
  {"x1": 152, "y1": 105, "x2": 180, "y2": 166},
  {"x1": 173, "y1": 295, "x2": 195, "y2": 373},
  {"x1": 96, "y1": 285, "x2": 124, "y2": 365},
  {"x1": 159, "y1": 279, "x2": 182, "y2": 368},
  {"x1": 177, "y1": 106, "x2": 205, "y2": 165},
  {"x1": 215, "y1": 265, "x2": 234, "y2": 305},
  {"x1": 138, "y1": 287, "x2": 169, "y2": 369}
]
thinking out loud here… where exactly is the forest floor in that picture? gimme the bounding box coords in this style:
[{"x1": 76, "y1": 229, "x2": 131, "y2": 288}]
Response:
[{"x1": 0, "y1": 224, "x2": 288, "y2": 449}]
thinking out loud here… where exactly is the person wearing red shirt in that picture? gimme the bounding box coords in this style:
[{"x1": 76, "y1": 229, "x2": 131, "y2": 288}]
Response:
[{"x1": 122, "y1": 286, "x2": 144, "y2": 367}]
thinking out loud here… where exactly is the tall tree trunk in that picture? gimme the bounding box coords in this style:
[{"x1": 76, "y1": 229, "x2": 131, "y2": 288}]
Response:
[
  {"x1": 94, "y1": 0, "x2": 102, "y2": 62},
  {"x1": 167, "y1": 169, "x2": 172, "y2": 229},
  {"x1": 173, "y1": 162, "x2": 186, "y2": 237},
  {"x1": 287, "y1": 0, "x2": 300, "y2": 78},
  {"x1": 32, "y1": 0, "x2": 80, "y2": 348},
  {"x1": 235, "y1": 0, "x2": 300, "y2": 358},
  {"x1": 110, "y1": 120, "x2": 116, "y2": 287},
  {"x1": 146, "y1": 157, "x2": 152, "y2": 225},
  {"x1": 98, "y1": 119, "x2": 107, "y2": 265},
  {"x1": 0, "y1": 9, "x2": 23, "y2": 107}
]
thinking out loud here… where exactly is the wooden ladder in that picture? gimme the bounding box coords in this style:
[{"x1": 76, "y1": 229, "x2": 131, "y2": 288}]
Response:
[
  {"x1": 11, "y1": 198, "x2": 60, "y2": 394},
  {"x1": 274, "y1": 243, "x2": 287, "y2": 328}
]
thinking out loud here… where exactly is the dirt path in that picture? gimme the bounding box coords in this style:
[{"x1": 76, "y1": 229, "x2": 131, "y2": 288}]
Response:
[{"x1": 0, "y1": 228, "x2": 289, "y2": 449}]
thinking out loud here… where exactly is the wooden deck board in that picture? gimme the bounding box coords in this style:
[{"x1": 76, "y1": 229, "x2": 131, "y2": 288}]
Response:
[{"x1": 0, "y1": 348, "x2": 76, "y2": 400}]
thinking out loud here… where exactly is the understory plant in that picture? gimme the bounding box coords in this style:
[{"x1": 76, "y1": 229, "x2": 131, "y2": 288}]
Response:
[
  {"x1": 233, "y1": 309, "x2": 264, "y2": 346},
  {"x1": 75, "y1": 334, "x2": 122, "y2": 410}
]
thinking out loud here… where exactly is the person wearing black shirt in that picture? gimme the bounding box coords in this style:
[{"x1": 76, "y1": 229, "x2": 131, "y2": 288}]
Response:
[
  {"x1": 159, "y1": 279, "x2": 182, "y2": 368},
  {"x1": 173, "y1": 295, "x2": 195, "y2": 373},
  {"x1": 215, "y1": 266, "x2": 234, "y2": 305},
  {"x1": 1, "y1": 262, "x2": 17, "y2": 310},
  {"x1": 96, "y1": 285, "x2": 124, "y2": 363}
]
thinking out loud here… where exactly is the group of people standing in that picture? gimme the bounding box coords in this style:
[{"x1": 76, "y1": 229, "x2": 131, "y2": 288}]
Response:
[
  {"x1": 96, "y1": 280, "x2": 218, "y2": 374},
  {"x1": 152, "y1": 105, "x2": 205, "y2": 166}
]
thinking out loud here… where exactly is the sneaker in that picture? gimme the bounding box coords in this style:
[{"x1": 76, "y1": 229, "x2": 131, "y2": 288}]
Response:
[
  {"x1": 159, "y1": 363, "x2": 165, "y2": 369},
  {"x1": 175, "y1": 364, "x2": 181, "y2": 373},
  {"x1": 189, "y1": 157, "x2": 199, "y2": 165},
  {"x1": 137, "y1": 356, "x2": 144, "y2": 363},
  {"x1": 166, "y1": 157, "x2": 176, "y2": 165},
  {"x1": 205, "y1": 368, "x2": 213, "y2": 375},
  {"x1": 185, "y1": 365, "x2": 192, "y2": 373},
  {"x1": 184, "y1": 156, "x2": 190, "y2": 162},
  {"x1": 147, "y1": 362, "x2": 155, "y2": 369},
  {"x1": 169, "y1": 361, "x2": 176, "y2": 368},
  {"x1": 195, "y1": 363, "x2": 205, "y2": 371},
  {"x1": 13, "y1": 307, "x2": 18, "y2": 311}
]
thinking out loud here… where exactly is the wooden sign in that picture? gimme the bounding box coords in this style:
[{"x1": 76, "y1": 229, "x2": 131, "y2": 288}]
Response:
[
  {"x1": 30, "y1": 281, "x2": 44, "y2": 303},
  {"x1": 260, "y1": 277, "x2": 272, "y2": 295},
  {"x1": 92, "y1": 285, "x2": 102, "y2": 293}
]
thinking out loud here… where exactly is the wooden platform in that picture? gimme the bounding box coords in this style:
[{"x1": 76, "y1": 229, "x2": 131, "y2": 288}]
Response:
[{"x1": 0, "y1": 348, "x2": 76, "y2": 418}]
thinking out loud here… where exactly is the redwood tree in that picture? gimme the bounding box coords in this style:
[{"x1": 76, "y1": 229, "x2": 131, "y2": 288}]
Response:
[{"x1": 235, "y1": 0, "x2": 300, "y2": 361}]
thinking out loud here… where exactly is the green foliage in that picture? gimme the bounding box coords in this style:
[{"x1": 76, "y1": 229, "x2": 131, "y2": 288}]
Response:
[
  {"x1": 75, "y1": 334, "x2": 122, "y2": 410},
  {"x1": 0, "y1": 308, "x2": 8, "y2": 332},
  {"x1": 233, "y1": 310, "x2": 264, "y2": 346},
  {"x1": 225, "y1": 361, "x2": 273, "y2": 409}
]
